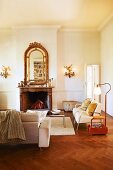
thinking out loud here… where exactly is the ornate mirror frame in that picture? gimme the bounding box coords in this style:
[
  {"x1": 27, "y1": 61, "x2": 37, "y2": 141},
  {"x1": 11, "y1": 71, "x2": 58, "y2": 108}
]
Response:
[{"x1": 24, "y1": 42, "x2": 49, "y2": 85}]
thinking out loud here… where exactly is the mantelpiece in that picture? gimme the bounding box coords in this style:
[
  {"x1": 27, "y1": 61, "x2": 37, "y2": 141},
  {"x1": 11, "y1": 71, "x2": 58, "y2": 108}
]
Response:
[{"x1": 19, "y1": 86, "x2": 53, "y2": 111}]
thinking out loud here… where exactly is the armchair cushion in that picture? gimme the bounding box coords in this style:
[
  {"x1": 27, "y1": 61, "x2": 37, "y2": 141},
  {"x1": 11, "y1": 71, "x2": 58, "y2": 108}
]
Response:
[
  {"x1": 93, "y1": 102, "x2": 101, "y2": 114},
  {"x1": 80, "y1": 98, "x2": 91, "y2": 111},
  {"x1": 86, "y1": 102, "x2": 97, "y2": 116}
]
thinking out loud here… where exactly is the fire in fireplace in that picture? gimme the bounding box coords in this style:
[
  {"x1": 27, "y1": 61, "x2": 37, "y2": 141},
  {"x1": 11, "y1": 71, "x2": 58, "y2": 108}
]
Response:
[
  {"x1": 29, "y1": 92, "x2": 48, "y2": 109},
  {"x1": 31, "y1": 100, "x2": 45, "y2": 109}
]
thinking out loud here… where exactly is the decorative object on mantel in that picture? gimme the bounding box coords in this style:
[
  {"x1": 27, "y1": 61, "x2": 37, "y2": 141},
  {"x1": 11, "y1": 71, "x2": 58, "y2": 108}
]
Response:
[
  {"x1": 47, "y1": 78, "x2": 54, "y2": 87},
  {"x1": 18, "y1": 81, "x2": 24, "y2": 87},
  {"x1": 0, "y1": 65, "x2": 11, "y2": 78},
  {"x1": 64, "y1": 64, "x2": 75, "y2": 78}
]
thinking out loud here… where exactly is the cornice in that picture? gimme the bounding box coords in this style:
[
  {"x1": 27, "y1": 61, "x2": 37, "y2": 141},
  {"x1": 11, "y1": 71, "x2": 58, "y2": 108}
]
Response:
[
  {"x1": 98, "y1": 11, "x2": 113, "y2": 31},
  {"x1": 11, "y1": 25, "x2": 61, "y2": 30},
  {"x1": 60, "y1": 27, "x2": 98, "y2": 32}
]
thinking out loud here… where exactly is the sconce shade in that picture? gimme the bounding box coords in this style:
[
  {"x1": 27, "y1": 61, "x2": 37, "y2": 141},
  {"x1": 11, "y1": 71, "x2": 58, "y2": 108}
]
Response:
[{"x1": 64, "y1": 64, "x2": 75, "y2": 78}]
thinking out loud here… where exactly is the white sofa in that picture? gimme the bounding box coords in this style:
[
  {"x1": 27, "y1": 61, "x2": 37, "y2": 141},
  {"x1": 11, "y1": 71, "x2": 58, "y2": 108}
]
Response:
[
  {"x1": 73, "y1": 102, "x2": 101, "y2": 131},
  {"x1": 0, "y1": 110, "x2": 51, "y2": 147}
]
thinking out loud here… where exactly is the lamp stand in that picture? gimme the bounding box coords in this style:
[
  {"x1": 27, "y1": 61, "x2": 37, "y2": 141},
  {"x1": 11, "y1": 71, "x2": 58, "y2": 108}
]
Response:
[
  {"x1": 88, "y1": 83, "x2": 111, "y2": 135},
  {"x1": 98, "y1": 83, "x2": 111, "y2": 128},
  {"x1": 105, "y1": 94, "x2": 107, "y2": 127}
]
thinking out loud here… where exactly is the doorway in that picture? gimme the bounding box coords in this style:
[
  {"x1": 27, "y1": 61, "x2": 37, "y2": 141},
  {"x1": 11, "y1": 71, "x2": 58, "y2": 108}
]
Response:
[{"x1": 86, "y1": 65, "x2": 100, "y2": 101}]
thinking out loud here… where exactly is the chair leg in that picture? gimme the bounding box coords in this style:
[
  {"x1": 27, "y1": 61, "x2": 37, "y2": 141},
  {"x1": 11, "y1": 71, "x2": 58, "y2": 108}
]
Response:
[
  {"x1": 76, "y1": 115, "x2": 81, "y2": 133},
  {"x1": 76, "y1": 123, "x2": 79, "y2": 133},
  {"x1": 74, "y1": 119, "x2": 76, "y2": 124},
  {"x1": 73, "y1": 118, "x2": 78, "y2": 133}
]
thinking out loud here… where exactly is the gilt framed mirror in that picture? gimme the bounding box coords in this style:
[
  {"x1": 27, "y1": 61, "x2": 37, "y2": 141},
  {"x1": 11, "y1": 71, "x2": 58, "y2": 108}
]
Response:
[{"x1": 24, "y1": 42, "x2": 49, "y2": 85}]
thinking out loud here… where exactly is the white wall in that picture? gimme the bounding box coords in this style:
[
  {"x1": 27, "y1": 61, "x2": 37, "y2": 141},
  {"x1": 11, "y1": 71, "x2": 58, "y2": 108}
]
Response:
[
  {"x1": 0, "y1": 26, "x2": 58, "y2": 110},
  {"x1": 0, "y1": 29, "x2": 18, "y2": 109},
  {"x1": 100, "y1": 20, "x2": 113, "y2": 116},
  {"x1": 0, "y1": 26, "x2": 100, "y2": 110},
  {"x1": 56, "y1": 30, "x2": 100, "y2": 108}
]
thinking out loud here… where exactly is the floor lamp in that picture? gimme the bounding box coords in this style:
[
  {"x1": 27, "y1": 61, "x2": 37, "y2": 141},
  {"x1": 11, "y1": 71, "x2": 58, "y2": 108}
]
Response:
[{"x1": 94, "y1": 83, "x2": 111, "y2": 127}]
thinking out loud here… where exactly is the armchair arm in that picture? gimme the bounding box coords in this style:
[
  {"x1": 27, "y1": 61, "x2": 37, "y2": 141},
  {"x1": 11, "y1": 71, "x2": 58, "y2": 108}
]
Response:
[
  {"x1": 92, "y1": 116, "x2": 105, "y2": 119},
  {"x1": 93, "y1": 112, "x2": 101, "y2": 116}
]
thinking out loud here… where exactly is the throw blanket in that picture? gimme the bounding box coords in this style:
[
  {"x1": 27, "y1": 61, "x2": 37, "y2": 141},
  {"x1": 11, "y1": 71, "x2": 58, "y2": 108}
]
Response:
[{"x1": 0, "y1": 110, "x2": 26, "y2": 142}]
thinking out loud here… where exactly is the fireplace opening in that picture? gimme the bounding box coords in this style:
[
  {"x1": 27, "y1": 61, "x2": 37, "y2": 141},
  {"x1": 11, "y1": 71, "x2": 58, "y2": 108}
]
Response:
[
  {"x1": 28, "y1": 91, "x2": 48, "y2": 110},
  {"x1": 19, "y1": 87, "x2": 53, "y2": 111}
]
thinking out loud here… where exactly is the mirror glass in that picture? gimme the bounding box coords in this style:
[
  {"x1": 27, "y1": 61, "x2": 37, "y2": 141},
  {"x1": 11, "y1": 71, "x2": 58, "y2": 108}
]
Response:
[{"x1": 24, "y1": 42, "x2": 48, "y2": 85}]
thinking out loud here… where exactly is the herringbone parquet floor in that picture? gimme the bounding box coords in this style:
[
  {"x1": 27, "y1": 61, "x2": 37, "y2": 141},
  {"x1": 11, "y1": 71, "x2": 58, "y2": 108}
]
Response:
[{"x1": 0, "y1": 112, "x2": 113, "y2": 170}]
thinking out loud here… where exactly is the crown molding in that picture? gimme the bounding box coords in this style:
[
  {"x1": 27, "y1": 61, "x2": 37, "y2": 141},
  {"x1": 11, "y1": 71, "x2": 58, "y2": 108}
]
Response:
[
  {"x1": 98, "y1": 11, "x2": 113, "y2": 31},
  {"x1": 11, "y1": 25, "x2": 61, "y2": 30},
  {"x1": 60, "y1": 27, "x2": 98, "y2": 32}
]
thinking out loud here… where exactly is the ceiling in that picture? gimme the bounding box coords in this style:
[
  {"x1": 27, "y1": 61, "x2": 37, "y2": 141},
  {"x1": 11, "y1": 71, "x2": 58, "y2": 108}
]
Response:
[{"x1": 0, "y1": 0, "x2": 113, "y2": 29}]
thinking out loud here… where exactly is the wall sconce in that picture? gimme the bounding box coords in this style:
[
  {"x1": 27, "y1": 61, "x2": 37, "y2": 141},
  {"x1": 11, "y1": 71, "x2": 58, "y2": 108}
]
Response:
[
  {"x1": 64, "y1": 64, "x2": 75, "y2": 78},
  {"x1": 94, "y1": 83, "x2": 111, "y2": 134},
  {"x1": 0, "y1": 65, "x2": 11, "y2": 78}
]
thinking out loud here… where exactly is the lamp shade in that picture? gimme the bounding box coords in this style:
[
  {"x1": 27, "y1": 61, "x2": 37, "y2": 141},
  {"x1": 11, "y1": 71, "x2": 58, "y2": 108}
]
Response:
[{"x1": 94, "y1": 86, "x2": 101, "y2": 95}]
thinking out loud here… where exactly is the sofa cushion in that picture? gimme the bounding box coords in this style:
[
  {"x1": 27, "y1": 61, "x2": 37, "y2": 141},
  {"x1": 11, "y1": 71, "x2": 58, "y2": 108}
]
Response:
[
  {"x1": 80, "y1": 98, "x2": 91, "y2": 111},
  {"x1": 86, "y1": 103, "x2": 97, "y2": 116},
  {"x1": 21, "y1": 110, "x2": 48, "y2": 123}
]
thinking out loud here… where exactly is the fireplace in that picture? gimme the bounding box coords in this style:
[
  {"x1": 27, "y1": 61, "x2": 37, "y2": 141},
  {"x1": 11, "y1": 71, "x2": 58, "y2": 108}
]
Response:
[{"x1": 19, "y1": 87, "x2": 53, "y2": 111}]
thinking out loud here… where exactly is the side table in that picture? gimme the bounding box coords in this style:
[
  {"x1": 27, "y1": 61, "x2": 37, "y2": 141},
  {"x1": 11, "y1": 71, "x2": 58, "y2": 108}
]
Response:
[
  {"x1": 88, "y1": 116, "x2": 108, "y2": 135},
  {"x1": 62, "y1": 101, "x2": 77, "y2": 111}
]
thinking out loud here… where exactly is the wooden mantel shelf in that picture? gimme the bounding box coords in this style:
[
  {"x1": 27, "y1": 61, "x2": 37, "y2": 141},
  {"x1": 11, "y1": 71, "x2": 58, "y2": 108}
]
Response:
[
  {"x1": 18, "y1": 86, "x2": 54, "y2": 111},
  {"x1": 19, "y1": 86, "x2": 54, "y2": 89},
  {"x1": 19, "y1": 86, "x2": 54, "y2": 92}
]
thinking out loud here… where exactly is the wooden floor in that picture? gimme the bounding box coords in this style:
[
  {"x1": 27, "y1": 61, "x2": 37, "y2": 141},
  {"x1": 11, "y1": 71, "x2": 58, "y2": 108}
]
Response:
[{"x1": 0, "y1": 112, "x2": 113, "y2": 170}]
